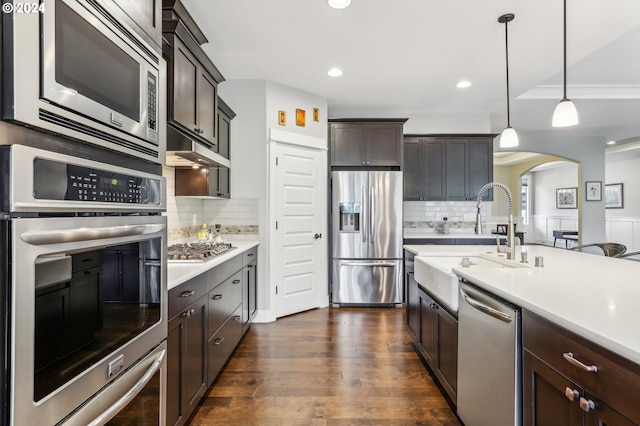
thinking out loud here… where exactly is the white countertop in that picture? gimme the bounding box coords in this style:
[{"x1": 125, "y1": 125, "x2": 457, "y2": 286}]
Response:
[
  {"x1": 407, "y1": 244, "x2": 640, "y2": 365},
  {"x1": 167, "y1": 240, "x2": 260, "y2": 290}
]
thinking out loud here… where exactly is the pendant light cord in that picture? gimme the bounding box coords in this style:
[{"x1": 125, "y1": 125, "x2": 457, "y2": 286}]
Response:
[
  {"x1": 563, "y1": 0, "x2": 567, "y2": 100},
  {"x1": 504, "y1": 19, "x2": 511, "y2": 127}
]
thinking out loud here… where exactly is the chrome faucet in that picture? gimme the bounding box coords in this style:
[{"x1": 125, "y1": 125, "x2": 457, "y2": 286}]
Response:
[{"x1": 475, "y1": 182, "x2": 516, "y2": 260}]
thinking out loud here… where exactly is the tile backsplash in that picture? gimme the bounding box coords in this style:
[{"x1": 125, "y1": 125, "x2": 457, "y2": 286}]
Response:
[
  {"x1": 404, "y1": 200, "x2": 492, "y2": 233},
  {"x1": 163, "y1": 166, "x2": 259, "y2": 243}
]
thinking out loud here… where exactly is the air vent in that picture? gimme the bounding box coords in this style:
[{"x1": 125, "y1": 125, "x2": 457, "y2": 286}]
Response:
[{"x1": 39, "y1": 109, "x2": 159, "y2": 159}]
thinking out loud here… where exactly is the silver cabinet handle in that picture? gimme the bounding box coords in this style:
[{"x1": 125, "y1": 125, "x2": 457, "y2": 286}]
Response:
[
  {"x1": 579, "y1": 397, "x2": 596, "y2": 412},
  {"x1": 212, "y1": 294, "x2": 223, "y2": 300},
  {"x1": 87, "y1": 349, "x2": 166, "y2": 426},
  {"x1": 563, "y1": 352, "x2": 598, "y2": 372},
  {"x1": 232, "y1": 279, "x2": 241, "y2": 284},
  {"x1": 180, "y1": 290, "x2": 195, "y2": 298},
  {"x1": 460, "y1": 289, "x2": 512, "y2": 323},
  {"x1": 214, "y1": 337, "x2": 224, "y2": 346},
  {"x1": 565, "y1": 387, "x2": 579, "y2": 401}
]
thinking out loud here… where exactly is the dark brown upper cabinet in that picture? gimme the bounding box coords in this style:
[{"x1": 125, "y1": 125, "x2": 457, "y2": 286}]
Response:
[
  {"x1": 217, "y1": 98, "x2": 236, "y2": 160},
  {"x1": 163, "y1": 1, "x2": 224, "y2": 150},
  {"x1": 329, "y1": 119, "x2": 407, "y2": 167},
  {"x1": 403, "y1": 135, "x2": 494, "y2": 201}
]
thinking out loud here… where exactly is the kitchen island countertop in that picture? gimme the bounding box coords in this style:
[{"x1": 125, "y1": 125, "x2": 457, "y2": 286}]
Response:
[
  {"x1": 405, "y1": 244, "x2": 640, "y2": 365},
  {"x1": 167, "y1": 240, "x2": 260, "y2": 290}
]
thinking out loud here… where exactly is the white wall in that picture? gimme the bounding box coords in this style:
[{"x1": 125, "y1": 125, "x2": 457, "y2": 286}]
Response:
[{"x1": 531, "y1": 163, "x2": 579, "y2": 217}]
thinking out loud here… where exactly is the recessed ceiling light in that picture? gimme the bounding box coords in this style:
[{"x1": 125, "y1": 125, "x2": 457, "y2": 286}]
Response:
[
  {"x1": 328, "y1": 68, "x2": 343, "y2": 77},
  {"x1": 327, "y1": 0, "x2": 351, "y2": 9},
  {"x1": 606, "y1": 140, "x2": 617, "y2": 145},
  {"x1": 456, "y1": 80, "x2": 471, "y2": 89}
]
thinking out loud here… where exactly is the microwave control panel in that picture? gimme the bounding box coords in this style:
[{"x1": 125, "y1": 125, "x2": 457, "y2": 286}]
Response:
[{"x1": 33, "y1": 158, "x2": 162, "y2": 205}]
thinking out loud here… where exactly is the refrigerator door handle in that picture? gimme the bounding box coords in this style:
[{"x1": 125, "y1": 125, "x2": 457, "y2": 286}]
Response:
[
  {"x1": 361, "y1": 186, "x2": 367, "y2": 243},
  {"x1": 340, "y1": 261, "x2": 397, "y2": 267},
  {"x1": 369, "y1": 186, "x2": 375, "y2": 244}
]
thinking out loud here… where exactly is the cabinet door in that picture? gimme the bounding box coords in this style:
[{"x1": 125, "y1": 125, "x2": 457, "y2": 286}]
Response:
[
  {"x1": 584, "y1": 392, "x2": 636, "y2": 426},
  {"x1": 468, "y1": 138, "x2": 493, "y2": 201},
  {"x1": 523, "y1": 350, "x2": 582, "y2": 426},
  {"x1": 171, "y1": 38, "x2": 198, "y2": 134},
  {"x1": 364, "y1": 124, "x2": 402, "y2": 166},
  {"x1": 248, "y1": 261, "x2": 257, "y2": 321},
  {"x1": 445, "y1": 139, "x2": 468, "y2": 200},
  {"x1": 436, "y1": 306, "x2": 458, "y2": 397},
  {"x1": 197, "y1": 70, "x2": 217, "y2": 147},
  {"x1": 403, "y1": 137, "x2": 422, "y2": 200},
  {"x1": 184, "y1": 298, "x2": 208, "y2": 409},
  {"x1": 330, "y1": 123, "x2": 366, "y2": 166},
  {"x1": 217, "y1": 109, "x2": 231, "y2": 159},
  {"x1": 422, "y1": 138, "x2": 446, "y2": 200},
  {"x1": 167, "y1": 315, "x2": 185, "y2": 426},
  {"x1": 406, "y1": 271, "x2": 419, "y2": 339},
  {"x1": 419, "y1": 293, "x2": 438, "y2": 369}
]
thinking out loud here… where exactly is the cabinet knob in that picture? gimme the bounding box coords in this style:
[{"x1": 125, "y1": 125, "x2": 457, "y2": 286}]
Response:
[
  {"x1": 579, "y1": 397, "x2": 596, "y2": 412},
  {"x1": 180, "y1": 290, "x2": 195, "y2": 298},
  {"x1": 212, "y1": 294, "x2": 223, "y2": 300},
  {"x1": 564, "y1": 387, "x2": 579, "y2": 401},
  {"x1": 232, "y1": 279, "x2": 241, "y2": 284}
]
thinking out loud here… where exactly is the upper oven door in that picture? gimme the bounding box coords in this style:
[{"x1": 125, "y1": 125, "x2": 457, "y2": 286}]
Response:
[
  {"x1": 10, "y1": 214, "x2": 167, "y2": 426},
  {"x1": 42, "y1": 0, "x2": 159, "y2": 144}
]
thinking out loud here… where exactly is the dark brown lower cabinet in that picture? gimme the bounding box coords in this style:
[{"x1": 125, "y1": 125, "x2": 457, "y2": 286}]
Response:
[
  {"x1": 523, "y1": 309, "x2": 638, "y2": 426},
  {"x1": 167, "y1": 295, "x2": 208, "y2": 426},
  {"x1": 408, "y1": 279, "x2": 458, "y2": 404}
]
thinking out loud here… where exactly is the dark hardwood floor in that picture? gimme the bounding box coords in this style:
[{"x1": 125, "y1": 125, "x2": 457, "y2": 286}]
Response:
[{"x1": 189, "y1": 307, "x2": 461, "y2": 425}]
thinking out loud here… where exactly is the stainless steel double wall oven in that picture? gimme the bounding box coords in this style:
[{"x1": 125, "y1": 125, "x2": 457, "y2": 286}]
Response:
[{"x1": 0, "y1": 145, "x2": 168, "y2": 425}]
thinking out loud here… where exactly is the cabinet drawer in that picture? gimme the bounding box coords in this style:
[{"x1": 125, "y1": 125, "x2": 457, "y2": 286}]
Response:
[
  {"x1": 208, "y1": 270, "x2": 243, "y2": 336},
  {"x1": 208, "y1": 254, "x2": 242, "y2": 291},
  {"x1": 207, "y1": 305, "x2": 243, "y2": 386},
  {"x1": 242, "y1": 246, "x2": 257, "y2": 265},
  {"x1": 522, "y1": 309, "x2": 640, "y2": 424},
  {"x1": 168, "y1": 273, "x2": 208, "y2": 319},
  {"x1": 72, "y1": 250, "x2": 102, "y2": 271}
]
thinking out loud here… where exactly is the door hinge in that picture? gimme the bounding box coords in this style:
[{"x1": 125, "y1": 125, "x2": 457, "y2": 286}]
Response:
[
  {"x1": 275, "y1": 221, "x2": 278, "y2": 230},
  {"x1": 275, "y1": 285, "x2": 278, "y2": 295},
  {"x1": 276, "y1": 157, "x2": 278, "y2": 166}
]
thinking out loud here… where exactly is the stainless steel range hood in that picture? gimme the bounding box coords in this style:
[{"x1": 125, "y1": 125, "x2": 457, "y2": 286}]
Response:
[{"x1": 165, "y1": 125, "x2": 231, "y2": 168}]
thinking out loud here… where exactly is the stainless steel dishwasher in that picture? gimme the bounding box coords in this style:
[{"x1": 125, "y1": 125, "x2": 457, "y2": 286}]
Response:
[{"x1": 457, "y1": 281, "x2": 522, "y2": 426}]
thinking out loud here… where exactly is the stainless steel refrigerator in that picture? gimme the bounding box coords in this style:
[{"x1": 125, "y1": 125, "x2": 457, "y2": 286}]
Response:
[{"x1": 331, "y1": 171, "x2": 403, "y2": 305}]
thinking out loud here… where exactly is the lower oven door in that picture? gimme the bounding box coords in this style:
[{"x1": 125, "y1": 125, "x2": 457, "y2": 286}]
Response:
[
  {"x1": 10, "y1": 215, "x2": 167, "y2": 426},
  {"x1": 62, "y1": 341, "x2": 167, "y2": 426}
]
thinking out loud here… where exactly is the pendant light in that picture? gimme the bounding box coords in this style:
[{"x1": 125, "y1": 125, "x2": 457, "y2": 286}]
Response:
[
  {"x1": 552, "y1": 0, "x2": 578, "y2": 127},
  {"x1": 498, "y1": 13, "x2": 518, "y2": 148}
]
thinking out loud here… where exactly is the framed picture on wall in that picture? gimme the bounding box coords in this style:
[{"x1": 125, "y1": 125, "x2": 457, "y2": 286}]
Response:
[
  {"x1": 556, "y1": 187, "x2": 577, "y2": 209},
  {"x1": 605, "y1": 183, "x2": 624, "y2": 209},
  {"x1": 585, "y1": 181, "x2": 602, "y2": 201}
]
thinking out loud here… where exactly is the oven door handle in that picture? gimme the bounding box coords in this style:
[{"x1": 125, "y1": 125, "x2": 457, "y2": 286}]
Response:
[
  {"x1": 86, "y1": 348, "x2": 166, "y2": 426},
  {"x1": 20, "y1": 224, "x2": 165, "y2": 245}
]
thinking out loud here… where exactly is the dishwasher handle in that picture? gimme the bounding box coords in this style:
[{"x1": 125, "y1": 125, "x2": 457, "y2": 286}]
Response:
[{"x1": 460, "y1": 288, "x2": 513, "y2": 323}]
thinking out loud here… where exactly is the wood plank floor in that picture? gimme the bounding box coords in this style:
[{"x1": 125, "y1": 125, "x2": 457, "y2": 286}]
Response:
[{"x1": 189, "y1": 307, "x2": 462, "y2": 425}]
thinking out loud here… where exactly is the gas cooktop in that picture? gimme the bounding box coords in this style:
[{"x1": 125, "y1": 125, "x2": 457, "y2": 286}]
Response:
[{"x1": 167, "y1": 242, "x2": 235, "y2": 263}]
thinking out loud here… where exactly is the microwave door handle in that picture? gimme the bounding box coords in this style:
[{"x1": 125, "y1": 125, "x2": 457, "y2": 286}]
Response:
[
  {"x1": 20, "y1": 223, "x2": 165, "y2": 245},
  {"x1": 86, "y1": 349, "x2": 166, "y2": 426}
]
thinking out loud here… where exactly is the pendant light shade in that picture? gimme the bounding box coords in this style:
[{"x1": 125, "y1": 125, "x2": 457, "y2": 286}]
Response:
[
  {"x1": 552, "y1": 0, "x2": 578, "y2": 127},
  {"x1": 552, "y1": 99, "x2": 578, "y2": 127},
  {"x1": 498, "y1": 13, "x2": 518, "y2": 148},
  {"x1": 500, "y1": 126, "x2": 519, "y2": 148}
]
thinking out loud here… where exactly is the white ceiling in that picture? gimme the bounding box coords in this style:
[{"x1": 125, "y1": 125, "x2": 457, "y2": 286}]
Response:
[{"x1": 180, "y1": 0, "x2": 640, "y2": 143}]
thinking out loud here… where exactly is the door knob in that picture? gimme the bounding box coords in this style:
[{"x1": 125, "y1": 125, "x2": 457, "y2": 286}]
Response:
[{"x1": 314, "y1": 233, "x2": 322, "y2": 239}]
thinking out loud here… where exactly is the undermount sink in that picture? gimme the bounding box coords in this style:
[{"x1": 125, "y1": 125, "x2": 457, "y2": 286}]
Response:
[{"x1": 414, "y1": 254, "x2": 528, "y2": 312}]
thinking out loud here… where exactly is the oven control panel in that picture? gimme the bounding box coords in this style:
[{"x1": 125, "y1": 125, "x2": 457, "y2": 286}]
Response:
[{"x1": 33, "y1": 158, "x2": 163, "y2": 205}]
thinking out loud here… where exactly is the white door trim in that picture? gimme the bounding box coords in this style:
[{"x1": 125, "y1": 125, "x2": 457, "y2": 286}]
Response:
[{"x1": 269, "y1": 128, "x2": 327, "y2": 151}]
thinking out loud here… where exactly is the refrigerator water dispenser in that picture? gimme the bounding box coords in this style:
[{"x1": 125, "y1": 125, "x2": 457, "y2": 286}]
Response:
[{"x1": 339, "y1": 202, "x2": 360, "y2": 232}]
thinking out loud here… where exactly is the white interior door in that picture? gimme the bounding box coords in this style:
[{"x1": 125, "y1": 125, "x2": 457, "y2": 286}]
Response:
[{"x1": 274, "y1": 143, "x2": 328, "y2": 318}]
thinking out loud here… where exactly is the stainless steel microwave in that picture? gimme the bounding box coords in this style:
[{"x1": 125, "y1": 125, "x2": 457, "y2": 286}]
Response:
[{"x1": 3, "y1": 0, "x2": 165, "y2": 164}]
